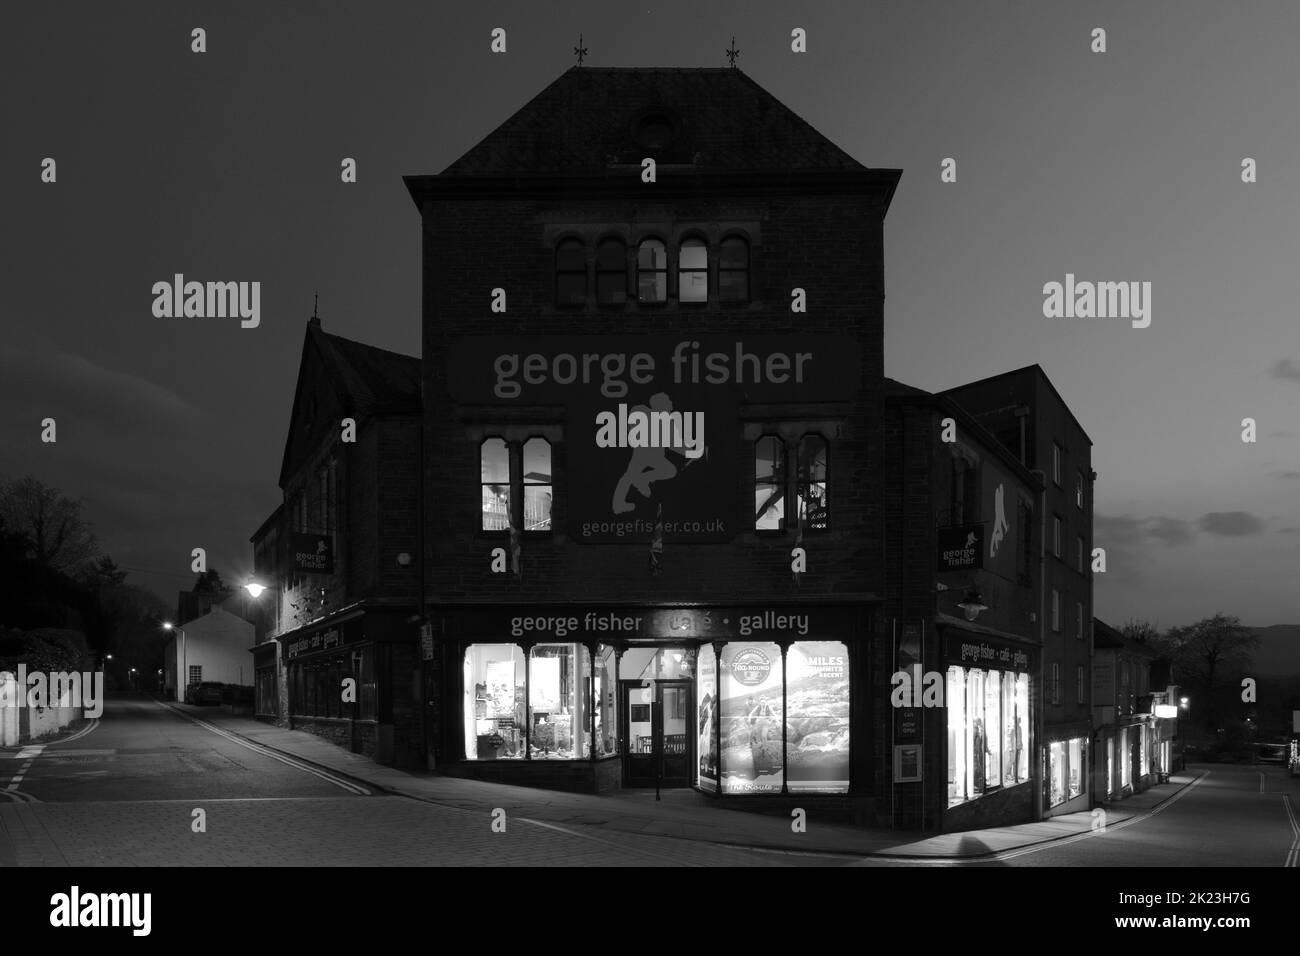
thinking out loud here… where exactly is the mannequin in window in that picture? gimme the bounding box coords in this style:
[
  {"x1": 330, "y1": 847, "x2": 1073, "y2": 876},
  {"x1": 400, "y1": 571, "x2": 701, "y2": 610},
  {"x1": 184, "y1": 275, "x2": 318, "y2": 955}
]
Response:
[{"x1": 972, "y1": 717, "x2": 988, "y2": 791}]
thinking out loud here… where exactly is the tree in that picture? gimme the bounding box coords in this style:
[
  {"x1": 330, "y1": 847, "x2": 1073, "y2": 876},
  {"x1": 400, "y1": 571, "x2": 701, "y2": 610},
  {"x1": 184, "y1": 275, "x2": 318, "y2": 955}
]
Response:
[
  {"x1": 1159, "y1": 614, "x2": 1260, "y2": 731},
  {"x1": 0, "y1": 475, "x2": 99, "y2": 574},
  {"x1": 1120, "y1": 619, "x2": 1161, "y2": 643}
]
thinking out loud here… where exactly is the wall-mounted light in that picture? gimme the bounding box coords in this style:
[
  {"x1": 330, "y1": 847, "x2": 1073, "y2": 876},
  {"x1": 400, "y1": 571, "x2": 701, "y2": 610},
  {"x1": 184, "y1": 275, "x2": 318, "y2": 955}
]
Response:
[
  {"x1": 397, "y1": 552, "x2": 412, "y2": 567},
  {"x1": 957, "y1": 589, "x2": 988, "y2": 622},
  {"x1": 1154, "y1": 704, "x2": 1178, "y2": 719}
]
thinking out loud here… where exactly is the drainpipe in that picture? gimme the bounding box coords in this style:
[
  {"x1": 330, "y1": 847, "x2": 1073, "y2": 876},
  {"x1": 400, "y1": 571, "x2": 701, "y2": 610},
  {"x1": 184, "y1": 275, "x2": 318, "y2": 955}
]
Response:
[{"x1": 1030, "y1": 468, "x2": 1047, "y2": 822}]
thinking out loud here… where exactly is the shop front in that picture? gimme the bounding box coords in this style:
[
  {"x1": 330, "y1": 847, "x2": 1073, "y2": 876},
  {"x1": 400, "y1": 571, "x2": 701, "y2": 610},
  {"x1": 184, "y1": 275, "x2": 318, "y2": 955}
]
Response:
[
  {"x1": 435, "y1": 603, "x2": 870, "y2": 797},
  {"x1": 277, "y1": 602, "x2": 423, "y2": 769}
]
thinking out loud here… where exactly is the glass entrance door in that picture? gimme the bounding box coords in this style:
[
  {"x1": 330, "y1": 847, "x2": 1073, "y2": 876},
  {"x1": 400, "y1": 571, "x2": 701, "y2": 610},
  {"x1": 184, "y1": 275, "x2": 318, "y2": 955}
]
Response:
[{"x1": 621, "y1": 680, "x2": 692, "y2": 788}]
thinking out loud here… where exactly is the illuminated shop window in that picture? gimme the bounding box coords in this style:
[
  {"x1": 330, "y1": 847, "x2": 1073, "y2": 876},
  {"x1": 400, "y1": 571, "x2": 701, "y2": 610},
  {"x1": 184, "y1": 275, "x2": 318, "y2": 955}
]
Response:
[
  {"x1": 947, "y1": 665, "x2": 1030, "y2": 807},
  {"x1": 679, "y1": 238, "x2": 708, "y2": 303},
  {"x1": 594, "y1": 645, "x2": 619, "y2": 756},
  {"x1": 719, "y1": 236, "x2": 749, "y2": 302},
  {"x1": 522, "y1": 438, "x2": 552, "y2": 531},
  {"x1": 637, "y1": 238, "x2": 667, "y2": 303},
  {"x1": 719, "y1": 642, "x2": 783, "y2": 794},
  {"x1": 1120, "y1": 728, "x2": 1131, "y2": 788},
  {"x1": 480, "y1": 438, "x2": 510, "y2": 531},
  {"x1": 596, "y1": 239, "x2": 627, "y2": 305},
  {"x1": 464, "y1": 644, "x2": 525, "y2": 760},
  {"x1": 754, "y1": 435, "x2": 785, "y2": 531},
  {"x1": 1068, "y1": 738, "x2": 1084, "y2": 799},
  {"x1": 1049, "y1": 741, "x2": 1066, "y2": 806},
  {"x1": 555, "y1": 238, "x2": 587, "y2": 306},
  {"x1": 528, "y1": 643, "x2": 591, "y2": 760},
  {"x1": 796, "y1": 435, "x2": 829, "y2": 532},
  {"x1": 697, "y1": 644, "x2": 719, "y2": 791},
  {"x1": 785, "y1": 642, "x2": 849, "y2": 794}
]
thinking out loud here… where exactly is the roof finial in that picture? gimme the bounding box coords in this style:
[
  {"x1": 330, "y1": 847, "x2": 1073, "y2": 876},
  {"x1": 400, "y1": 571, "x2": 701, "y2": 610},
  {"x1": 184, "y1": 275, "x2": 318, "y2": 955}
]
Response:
[
  {"x1": 573, "y1": 33, "x2": 588, "y2": 67},
  {"x1": 726, "y1": 36, "x2": 740, "y2": 68}
]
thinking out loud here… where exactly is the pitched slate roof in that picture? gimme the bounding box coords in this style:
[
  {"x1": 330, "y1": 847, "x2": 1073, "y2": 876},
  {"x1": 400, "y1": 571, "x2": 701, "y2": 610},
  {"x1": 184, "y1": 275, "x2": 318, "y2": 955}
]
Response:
[
  {"x1": 439, "y1": 67, "x2": 868, "y2": 176},
  {"x1": 309, "y1": 323, "x2": 420, "y2": 416}
]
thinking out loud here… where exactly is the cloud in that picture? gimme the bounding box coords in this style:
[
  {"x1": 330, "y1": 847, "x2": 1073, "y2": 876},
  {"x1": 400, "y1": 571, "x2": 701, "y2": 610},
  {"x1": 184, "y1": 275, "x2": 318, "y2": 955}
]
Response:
[
  {"x1": 1270, "y1": 358, "x2": 1300, "y2": 382},
  {"x1": 1278, "y1": 527, "x2": 1300, "y2": 534},
  {"x1": 1147, "y1": 516, "x2": 1193, "y2": 545},
  {"x1": 1095, "y1": 513, "x2": 1193, "y2": 547},
  {"x1": 1198, "y1": 511, "x2": 1265, "y2": 536},
  {"x1": 1276, "y1": 471, "x2": 1300, "y2": 479}
]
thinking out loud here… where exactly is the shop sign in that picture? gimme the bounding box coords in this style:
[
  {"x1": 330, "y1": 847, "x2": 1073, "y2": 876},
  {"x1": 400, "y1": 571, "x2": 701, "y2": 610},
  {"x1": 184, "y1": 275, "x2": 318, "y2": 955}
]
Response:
[
  {"x1": 937, "y1": 523, "x2": 983, "y2": 571},
  {"x1": 943, "y1": 631, "x2": 1033, "y2": 671},
  {"x1": 286, "y1": 619, "x2": 362, "y2": 660},
  {"x1": 453, "y1": 605, "x2": 862, "y2": 642},
  {"x1": 290, "y1": 533, "x2": 333, "y2": 574},
  {"x1": 446, "y1": 335, "x2": 859, "y2": 544}
]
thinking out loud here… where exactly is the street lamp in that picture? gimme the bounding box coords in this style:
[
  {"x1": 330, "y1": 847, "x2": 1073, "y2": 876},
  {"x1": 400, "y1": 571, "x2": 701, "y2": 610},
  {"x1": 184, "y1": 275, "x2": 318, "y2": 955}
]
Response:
[
  {"x1": 244, "y1": 581, "x2": 266, "y2": 598},
  {"x1": 162, "y1": 622, "x2": 186, "y2": 701}
]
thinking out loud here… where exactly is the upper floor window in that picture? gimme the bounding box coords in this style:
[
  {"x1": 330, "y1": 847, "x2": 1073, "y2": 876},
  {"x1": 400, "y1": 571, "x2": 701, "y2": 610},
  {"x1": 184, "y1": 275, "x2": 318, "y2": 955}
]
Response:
[
  {"x1": 1076, "y1": 666, "x2": 1085, "y2": 704},
  {"x1": 1076, "y1": 536, "x2": 1084, "y2": 573},
  {"x1": 555, "y1": 238, "x2": 586, "y2": 306},
  {"x1": 1076, "y1": 471, "x2": 1085, "y2": 509},
  {"x1": 637, "y1": 239, "x2": 667, "y2": 303},
  {"x1": 1051, "y1": 590, "x2": 1060, "y2": 632},
  {"x1": 596, "y1": 239, "x2": 627, "y2": 305},
  {"x1": 1017, "y1": 497, "x2": 1033, "y2": 586},
  {"x1": 522, "y1": 438, "x2": 553, "y2": 531},
  {"x1": 1053, "y1": 515, "x2": 1062, "y2": 557},
  {"x1": 481, "y1": 438, "x2": 511, "y2": 531},
  {"x1": 1052, "y1": 443, "x2": 1062, "y2": 486},
  {"x1": 797, "y1": 435, "x2": 829, "y2": 532},
  {"x1": 678, "y1": 238, "x2": 708, "y2": 303},
  {"x1": 719, "y1": 236, "x2": 750, "y2": 302},
  {"x1": 1076, "y1": 602, "x2": 1084, "y2": 640},
  {"x1": 754, "y1": 435, "x2": 785, "y2": 531}
]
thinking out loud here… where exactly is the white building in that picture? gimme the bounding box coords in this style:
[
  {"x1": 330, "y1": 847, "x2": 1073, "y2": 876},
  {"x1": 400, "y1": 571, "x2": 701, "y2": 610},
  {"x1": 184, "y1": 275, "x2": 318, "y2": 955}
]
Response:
[{"x1": 163, "y1": 606, "x2": 255, "y2": 699}]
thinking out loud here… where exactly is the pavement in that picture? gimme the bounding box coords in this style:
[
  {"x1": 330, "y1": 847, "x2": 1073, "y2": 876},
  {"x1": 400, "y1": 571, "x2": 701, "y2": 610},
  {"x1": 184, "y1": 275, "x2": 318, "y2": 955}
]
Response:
[{"x1": 153, "y1": 697, "x2": 1202, "y2": 860}]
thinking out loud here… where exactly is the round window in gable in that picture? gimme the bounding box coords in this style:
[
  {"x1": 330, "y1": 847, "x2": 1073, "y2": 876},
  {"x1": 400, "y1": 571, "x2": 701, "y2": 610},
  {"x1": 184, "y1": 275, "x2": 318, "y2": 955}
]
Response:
[{"x1": 634, "y1": 112, "x2": 675, "y2": 150}]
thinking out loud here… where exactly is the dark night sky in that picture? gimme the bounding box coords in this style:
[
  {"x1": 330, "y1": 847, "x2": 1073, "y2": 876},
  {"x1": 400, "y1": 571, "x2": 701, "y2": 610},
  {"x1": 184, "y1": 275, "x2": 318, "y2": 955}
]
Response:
[{"x1": 3, "y1": 1, "x2": 1298, "y2": 626}]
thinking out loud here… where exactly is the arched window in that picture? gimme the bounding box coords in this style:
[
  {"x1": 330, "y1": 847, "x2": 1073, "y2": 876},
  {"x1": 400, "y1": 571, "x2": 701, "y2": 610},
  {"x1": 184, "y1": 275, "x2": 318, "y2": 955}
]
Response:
[
  {"x1": 719, "y1": 236, "x2": 750, "y2": 302},
  {"x1": 679, "y1": 238, "x2": 708, "y2": 303},
  {"x1": 480, "y1": 438, "x2": 510, "y2": 531},
  {"x1": 637, "y1": 238, "x2": 667, "y2": 303},
  {"x1": 596, "y1": 239, "x2": 628, "y2": 305},
  {"x1": 555, "y1": 238, "x2": 586, "y2": 305},
  {"x1": 797, "y1": 435, "x2": 828, "y2": 531},
  {"x1": 754, "y1": 435, "x2": 785, "y2": 531},
  {"x1": 522, "y1": 438, "x2": 552, "y2": 531}
]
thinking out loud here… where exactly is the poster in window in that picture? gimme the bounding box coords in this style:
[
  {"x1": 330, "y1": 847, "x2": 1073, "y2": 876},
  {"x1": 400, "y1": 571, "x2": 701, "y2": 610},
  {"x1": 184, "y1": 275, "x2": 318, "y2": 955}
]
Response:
[
  {"x1": 720, "y1": 643, "x2": 783, "y2": 793},
  {"x1": 785, "y1": 641, "x2": 850, "y2": 793},
  {"x1": 893, "y1": 744, "x2": 922, "y2": 782}
]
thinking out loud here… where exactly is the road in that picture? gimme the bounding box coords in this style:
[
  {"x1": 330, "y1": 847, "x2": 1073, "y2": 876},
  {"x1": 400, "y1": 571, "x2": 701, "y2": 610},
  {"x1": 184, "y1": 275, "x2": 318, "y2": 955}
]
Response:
[{"x1": 2, "y1": 696, "x2": 1296, "y2": 867}]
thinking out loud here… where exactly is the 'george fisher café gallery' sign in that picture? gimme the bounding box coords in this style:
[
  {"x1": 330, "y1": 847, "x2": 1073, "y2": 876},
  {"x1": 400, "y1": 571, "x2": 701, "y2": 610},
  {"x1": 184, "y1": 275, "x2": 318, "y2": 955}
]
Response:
[{"x1": 446, "y1": 335, "x2": 860, "y2": 543}]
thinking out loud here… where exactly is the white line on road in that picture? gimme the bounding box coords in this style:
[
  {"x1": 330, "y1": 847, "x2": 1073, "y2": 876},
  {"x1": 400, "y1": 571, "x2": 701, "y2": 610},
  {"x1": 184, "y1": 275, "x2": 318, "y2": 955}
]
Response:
[
  {"x1": 1282, "y1": 794, "x2": 1298, "y2": 868},
  {"x1": 154, "y1": 701, "x2": 370, "y2": 796},
  {"x1": 518, "y1": 816, "x2": 705, "y2": 867},
  {"x1": 43, "y1": 719, "x2": 100, "y2": 747}
]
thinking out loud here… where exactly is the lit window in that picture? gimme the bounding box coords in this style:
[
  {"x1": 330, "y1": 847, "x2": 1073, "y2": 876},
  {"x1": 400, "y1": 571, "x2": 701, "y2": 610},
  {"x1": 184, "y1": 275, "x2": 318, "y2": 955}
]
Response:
[
  {"x1": 637, "y1": 239, "x2": 667, "y2": 303},
  {"x1": 464, "y1": 644, "x2": 526, "y2": 760},
  {"x1": 555, "y1": 238, "x2": 586, "y2": 305},
  {"x1": 719, "y1": 236, "x2": 749, "y2": 302},
  {"x1": 596, "y1": 239, "x2": 627, "y2": 305},
  {"x1": 679, "y1": 238, "x2": 708, "y2": 303},
  {"x1": 754, "y1": 435, "x2": 785, "y2": 531},
  {"x1": 797, "y1": 435, "x2": 829, "y2": 531},
  {"x1": 480, "y1": 438, "x2": 510, "y2": 531},
  {"x1": 522, "y1": 438, "x2": 552, "y2": 531}
]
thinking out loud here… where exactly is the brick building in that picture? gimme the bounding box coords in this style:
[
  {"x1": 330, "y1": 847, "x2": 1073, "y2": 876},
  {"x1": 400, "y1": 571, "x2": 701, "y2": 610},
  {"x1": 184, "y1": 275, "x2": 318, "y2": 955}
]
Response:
[
  {"x1": 943, "y1": 365, "x2": 1095, "y2": 817},
  {"x1": 248, "y1": 317, "x2": 425, "y2": 768},
  {"x1": 405, "y1": 67, "x2": 900, "y2": 813},
  {"x1": 883, "y1": 379, "x2": 1042, "y2": 830}
]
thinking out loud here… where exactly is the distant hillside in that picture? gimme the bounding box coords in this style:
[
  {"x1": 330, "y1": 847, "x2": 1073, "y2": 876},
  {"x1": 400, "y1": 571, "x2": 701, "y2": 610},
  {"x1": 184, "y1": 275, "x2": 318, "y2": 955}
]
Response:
[{"x1": 1248, "y1": 625, "x2": 1300, "y2": 678}]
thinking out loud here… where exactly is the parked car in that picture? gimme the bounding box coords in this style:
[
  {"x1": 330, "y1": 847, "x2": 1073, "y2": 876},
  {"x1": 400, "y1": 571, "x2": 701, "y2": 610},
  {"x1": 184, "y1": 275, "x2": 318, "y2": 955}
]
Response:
[{"x1": 185, "y1": 682, "x2": 224, "y2": 705}]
